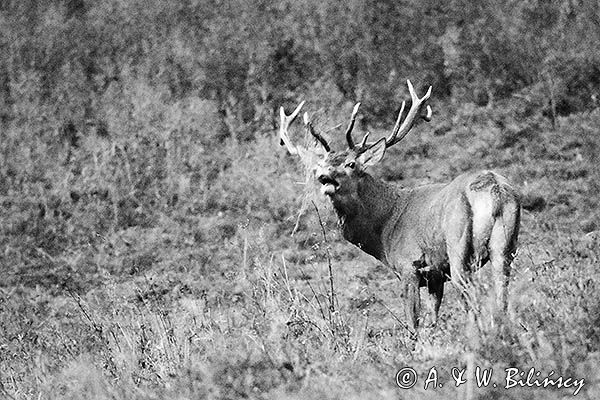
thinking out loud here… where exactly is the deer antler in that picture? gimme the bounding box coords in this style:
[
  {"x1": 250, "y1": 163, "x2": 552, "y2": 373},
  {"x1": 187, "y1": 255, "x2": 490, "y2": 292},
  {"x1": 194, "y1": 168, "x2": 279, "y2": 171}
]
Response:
[
  {"x1": 279, "y1": 102, "x2": 305, "y2": 156},
  {"x1": 279, "y1": 101, "x2": 331, "y2": 155},
  {"x1": 348, "y1": 80, "x2": 432, "y2": 151},
  {"x1": 384, "y1": 80, "x2": 432, "y2": 148},
  {"x1": 345, "y1": 103, "x2": 361, "y2": 150}
]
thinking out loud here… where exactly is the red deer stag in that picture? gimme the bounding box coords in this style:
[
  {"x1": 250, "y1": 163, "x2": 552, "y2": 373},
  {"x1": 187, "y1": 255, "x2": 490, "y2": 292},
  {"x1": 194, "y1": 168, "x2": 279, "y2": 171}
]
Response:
[{"x1": 278, "y1": 80, "x2": 521, "y2": 332}]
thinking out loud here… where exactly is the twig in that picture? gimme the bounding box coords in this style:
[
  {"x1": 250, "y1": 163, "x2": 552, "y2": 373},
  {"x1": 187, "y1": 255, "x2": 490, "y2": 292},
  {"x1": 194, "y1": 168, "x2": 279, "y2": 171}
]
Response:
[
  {"x1": 298, "y1": 264, "x2": 327, "y2": 322},
  {"x1": 67, "y1": 288, "x2": 103, "y2": 337},
  {"x1": 379, "y1": 297, "x2": 416, "y2": 338},
  {"x1": 311, "y1": 201, "x2": 336, "y2": 316}
]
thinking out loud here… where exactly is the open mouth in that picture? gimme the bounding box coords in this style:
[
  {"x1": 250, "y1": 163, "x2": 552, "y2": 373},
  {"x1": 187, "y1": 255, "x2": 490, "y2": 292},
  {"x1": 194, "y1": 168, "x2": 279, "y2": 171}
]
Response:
[{"x1": 317, "y1": 175, "x2": 339, "y2": 195}]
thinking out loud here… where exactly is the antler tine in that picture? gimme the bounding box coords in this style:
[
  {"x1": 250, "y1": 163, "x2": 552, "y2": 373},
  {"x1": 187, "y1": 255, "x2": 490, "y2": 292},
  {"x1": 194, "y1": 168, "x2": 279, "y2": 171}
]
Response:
[
  {"x1": 359, "y1": 132, "x2": 370, "y2": 149},
  {"x1": 385, "y1": 80, "x2": 432, "y2": 148},
  {"x1": 390, "y1": 101, "x2": 406, "y2": 141},
  {"x1": 279, "y1": 101, "x2": 305, "y2": 155},
  {"x1": 303, "y1": 112, "x2": 331, "y2": 152},
  {"x1": 345, "y1": 102, "x2": 361, "y2": 149}
]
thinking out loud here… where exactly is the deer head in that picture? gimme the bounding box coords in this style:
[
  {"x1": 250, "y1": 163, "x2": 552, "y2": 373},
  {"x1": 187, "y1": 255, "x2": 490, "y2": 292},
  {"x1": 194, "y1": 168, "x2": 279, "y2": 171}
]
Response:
[{"x1": 279, "y1": 80, "x2": 432, "y2": 200}]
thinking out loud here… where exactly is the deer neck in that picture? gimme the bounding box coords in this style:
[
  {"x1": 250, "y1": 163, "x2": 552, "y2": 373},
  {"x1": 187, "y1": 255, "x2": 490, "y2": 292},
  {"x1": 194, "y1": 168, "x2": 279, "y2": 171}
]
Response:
[{"x1": 330, "y1": 173, "x2": 400, "y2": 261}]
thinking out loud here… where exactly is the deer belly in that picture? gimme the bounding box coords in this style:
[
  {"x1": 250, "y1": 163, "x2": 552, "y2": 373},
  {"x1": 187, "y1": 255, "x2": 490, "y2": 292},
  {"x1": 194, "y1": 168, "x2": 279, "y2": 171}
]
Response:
[{"x1": 417, "y1": 247, "x2": 450, "y2": 275}]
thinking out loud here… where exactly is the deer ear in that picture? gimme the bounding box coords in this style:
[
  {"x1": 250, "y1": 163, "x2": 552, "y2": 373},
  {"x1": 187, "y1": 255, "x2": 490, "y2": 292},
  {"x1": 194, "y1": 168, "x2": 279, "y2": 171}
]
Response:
[{"x1": 358, "y1": 138, "x2": 386, "y2": 168}]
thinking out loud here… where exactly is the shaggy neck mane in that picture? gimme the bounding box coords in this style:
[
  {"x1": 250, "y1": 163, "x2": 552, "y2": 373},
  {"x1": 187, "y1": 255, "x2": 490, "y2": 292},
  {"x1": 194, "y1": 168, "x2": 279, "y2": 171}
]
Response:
[{"x1": 330, "y1": 173, "x2": 401, "y2": 260}]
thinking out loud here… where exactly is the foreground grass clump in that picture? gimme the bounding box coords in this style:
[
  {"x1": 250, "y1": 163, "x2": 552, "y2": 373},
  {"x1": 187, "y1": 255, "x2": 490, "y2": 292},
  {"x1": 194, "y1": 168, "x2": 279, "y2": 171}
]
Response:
[{"x1": 2, "y1": 99, "x2": 600, "y2": 399}]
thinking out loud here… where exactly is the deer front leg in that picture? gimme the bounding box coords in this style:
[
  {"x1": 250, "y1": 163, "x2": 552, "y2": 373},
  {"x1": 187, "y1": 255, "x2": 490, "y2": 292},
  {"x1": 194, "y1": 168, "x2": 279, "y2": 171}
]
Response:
[
  {"x1": 402, "y1": 270, "x2": 421, "y2": 337},
  {"x1": 425, "y1": 275, "x2": 444, "y2": 327}
]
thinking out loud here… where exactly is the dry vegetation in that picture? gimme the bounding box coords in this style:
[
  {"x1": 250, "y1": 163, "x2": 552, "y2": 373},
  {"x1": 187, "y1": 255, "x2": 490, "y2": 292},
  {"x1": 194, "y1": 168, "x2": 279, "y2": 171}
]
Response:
[
  {"x1": 2, "y1": 95, "x2": 600, "y2": 399},
  {"x1": 1, "y1": 1, "x2": 600, "y2": 399}
]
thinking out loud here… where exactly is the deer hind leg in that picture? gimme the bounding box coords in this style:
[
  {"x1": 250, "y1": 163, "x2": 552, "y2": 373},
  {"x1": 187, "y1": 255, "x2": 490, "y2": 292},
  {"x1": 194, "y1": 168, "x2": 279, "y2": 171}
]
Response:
[
  {"x1": 445, "y1": 197, "x2": 475, "y2": 311},
  {"x1": 489, "y1": 205, "x2": 520, "y2": 313}
]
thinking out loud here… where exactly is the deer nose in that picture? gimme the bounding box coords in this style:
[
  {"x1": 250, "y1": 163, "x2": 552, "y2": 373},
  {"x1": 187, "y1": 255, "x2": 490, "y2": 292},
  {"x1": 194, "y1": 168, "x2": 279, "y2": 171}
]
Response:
[{"x1": 317, "y1": 172, "x2": 337, "y2": 186}]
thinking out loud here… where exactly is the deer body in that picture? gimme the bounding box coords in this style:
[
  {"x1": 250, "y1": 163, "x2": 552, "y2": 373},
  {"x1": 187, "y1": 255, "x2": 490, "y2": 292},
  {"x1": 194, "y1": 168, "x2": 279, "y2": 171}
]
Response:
[
  {"x1": 328, "y1": 167, "x2": 520, "y2": 329},
  {"x1": 279, "y1": 80, "x2": 521, "y2": 332}
]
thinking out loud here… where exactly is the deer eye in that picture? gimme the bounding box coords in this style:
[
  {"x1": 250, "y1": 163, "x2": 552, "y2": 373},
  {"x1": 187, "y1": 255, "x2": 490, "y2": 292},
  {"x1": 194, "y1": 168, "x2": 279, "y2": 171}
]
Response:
[{"x1": 345, "y1": 161, "x2": 356, "y2": 169}]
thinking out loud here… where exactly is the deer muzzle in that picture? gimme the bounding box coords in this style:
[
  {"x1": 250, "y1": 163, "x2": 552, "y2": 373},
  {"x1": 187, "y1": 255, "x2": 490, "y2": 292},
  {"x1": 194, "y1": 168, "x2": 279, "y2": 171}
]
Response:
[{"x1": 317, "y1": 174, "x2": 339, "y2": 196}]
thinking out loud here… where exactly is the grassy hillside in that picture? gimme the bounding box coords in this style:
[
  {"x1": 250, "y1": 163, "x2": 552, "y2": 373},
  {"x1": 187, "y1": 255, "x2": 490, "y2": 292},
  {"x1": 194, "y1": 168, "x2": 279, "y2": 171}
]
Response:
[
  {"x1": 1, "y1": 86, "x2": 600, "y2": 399},
  {"x1": 2, "y1": 2, "x2": 600, "y2": 398}
]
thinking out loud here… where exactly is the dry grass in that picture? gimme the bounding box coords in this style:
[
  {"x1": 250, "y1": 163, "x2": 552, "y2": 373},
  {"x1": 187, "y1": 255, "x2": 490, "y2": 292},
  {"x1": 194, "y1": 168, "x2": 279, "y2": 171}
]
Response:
[{"x1": 2, "y1": 94, "x2": 600, "y2": 399}]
